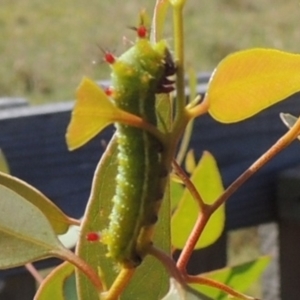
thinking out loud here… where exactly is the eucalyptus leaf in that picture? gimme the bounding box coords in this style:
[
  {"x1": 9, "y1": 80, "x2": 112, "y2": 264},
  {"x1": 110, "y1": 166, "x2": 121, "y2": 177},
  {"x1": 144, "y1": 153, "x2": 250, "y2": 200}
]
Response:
[
  {"x1": 0, "y1": 171, "x2": 76, "y2": 234},
  {"x1": 206, "y1": 49, "x2": 300, "y2": 123},
  {"x1": 0, "y1": 184, "x2": 64, "y2": 269},
  {"x1": 193, "y1": 256, "x2": 271, "y2": 300},
  {"x1": 35, "y1": 262, "x2": 77, "y2": 300},
  {"x1": 75, "y1": 136, "x2": 118, "y2": 300}
]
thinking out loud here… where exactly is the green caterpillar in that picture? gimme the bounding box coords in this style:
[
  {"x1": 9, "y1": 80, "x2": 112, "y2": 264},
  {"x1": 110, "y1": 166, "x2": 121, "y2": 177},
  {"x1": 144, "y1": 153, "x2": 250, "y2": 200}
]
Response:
[{"x1": 102, "y1": 29, "x2": 175, "y2": 267}]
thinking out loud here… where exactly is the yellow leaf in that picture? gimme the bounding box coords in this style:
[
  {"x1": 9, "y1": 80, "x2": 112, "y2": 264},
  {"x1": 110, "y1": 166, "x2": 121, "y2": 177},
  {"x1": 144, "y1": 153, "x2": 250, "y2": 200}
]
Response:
[
  {"x1": 0, "y1": 150, "x2": 9, "y2": 174},
  {"x1": 206, "y1": 49, "x2": 300, "y2": 123},
  {"x1": 66, "y1": 77, "x2": 117, "y2": 150},
  {"x1": 66, "y1": 77, "x2": 141, "y2": 150},
  {"x1": 185, "y1": 149, "x2": 196, "y2": 173}
]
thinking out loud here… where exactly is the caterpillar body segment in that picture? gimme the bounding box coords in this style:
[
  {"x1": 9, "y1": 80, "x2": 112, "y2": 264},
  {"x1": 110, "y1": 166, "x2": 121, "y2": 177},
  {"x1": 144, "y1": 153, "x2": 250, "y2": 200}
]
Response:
[{"x1": 102, "y1": 37, "x2": 174, "y2": 267}]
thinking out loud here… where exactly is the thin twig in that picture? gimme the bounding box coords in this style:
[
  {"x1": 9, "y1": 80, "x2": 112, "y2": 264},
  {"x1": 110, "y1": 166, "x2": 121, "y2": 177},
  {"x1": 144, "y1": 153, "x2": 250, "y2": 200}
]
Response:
[
  {"x1": 52, "y1": 247, "x2": 103, "y2": 293},
  {"x1": 186, "y1": 274, "x2": 259, "y2": 300},
  {"x1": 25, "y1": 263, "x2": 44, "y2": 284},
  {"x1": 210, "y1": 115, "x2": 300, "y2": 214},
  {"x1": 176, "y1": 213, "x2": 210, "y2": 272},
  {"x1": 176, "y1": 117, "x2": 300, "y2": 273},
  {"x1": 187, "y1": 98, "x2": 209, "y2": 119},
  {"x1": 102, "y1": 268, "x2": 135, "y2": 300},
  {"x1": 172, "y1": 159, "x2": 207, "y2": 211}
]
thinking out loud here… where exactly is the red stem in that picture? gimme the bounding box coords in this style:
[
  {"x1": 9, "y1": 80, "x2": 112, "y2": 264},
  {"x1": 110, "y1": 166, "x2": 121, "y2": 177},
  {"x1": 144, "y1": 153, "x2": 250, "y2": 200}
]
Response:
[
  {"x1": 186, "y1": 274, "x2": 259, "y2": 300},
  {"x1": 25, "y1": 263, "x2": 44, "y2": 284},
  {"x1": 172, "y1": 159, "x2": 206, "y2": 211},
  {"x1": 52, "y1": 247, "x2": 103, "y2": 293},
  {"x1": 149, "y1": 246, "x2": 185, "y2": 284},
  {"x1": 176, "y1": 212, "x2": 210, "y2": 272},
  {"x1": 177, "y1": 116, "x2": 300, "y2": 273}
]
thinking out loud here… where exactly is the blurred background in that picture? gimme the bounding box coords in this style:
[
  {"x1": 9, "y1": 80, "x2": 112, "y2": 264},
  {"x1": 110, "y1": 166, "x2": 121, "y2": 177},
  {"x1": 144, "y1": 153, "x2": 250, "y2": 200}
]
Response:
[{"x1": 1, "y1": 0, "x2": 300, "y2": 104}]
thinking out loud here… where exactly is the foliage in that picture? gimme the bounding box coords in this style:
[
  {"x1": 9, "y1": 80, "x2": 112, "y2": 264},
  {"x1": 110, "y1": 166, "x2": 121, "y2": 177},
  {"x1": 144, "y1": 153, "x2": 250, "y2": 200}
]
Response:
[{"x1": 2, "y1": 0, "x2": 300, "y2": 299}]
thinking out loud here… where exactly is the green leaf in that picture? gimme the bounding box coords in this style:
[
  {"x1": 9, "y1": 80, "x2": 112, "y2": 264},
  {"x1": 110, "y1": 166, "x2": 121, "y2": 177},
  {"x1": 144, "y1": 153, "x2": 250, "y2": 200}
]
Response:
[
  {"x1": 75, "y1": 137, "x2": 118, "y2": 300},
  {"x1": 0, "y1": 184, "x2": 64, "y2": 269},
  {"x1": 0, "y1": 171, "x2": 76, "y2": 234},
  {"x1": 76, "y1": 136, "x2": 171, "y2": 299},
  {"x1": 171, "y1": 180, "x2": 184, "y2": 212},
  {"x1": 193, "y1": 256, "x2": 271, "y2": 299},
  {"x1": 206, "y1": 48, "x2": 300, "y2": 123},
  {"x1": 185, "y1": 149, "x2": 196, "y2": 174},
  {"x1": 171, "y1": 152, "x2": 225, "y2": 249},
  {"x1": 280, "y1": 113, "x2": 300, "y2": 139},
  {"x1": 35, "y1": 262, "x2": 77, "y2": 300},
  {"x1": 162, "y1": 278, "x2": 213, "y2": 300}
]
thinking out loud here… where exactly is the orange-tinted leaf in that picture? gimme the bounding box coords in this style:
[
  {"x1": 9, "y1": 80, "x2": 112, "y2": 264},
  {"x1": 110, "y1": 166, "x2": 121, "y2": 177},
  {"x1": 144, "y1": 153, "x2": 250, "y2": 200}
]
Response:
[
  {"x1": 66, "y1": 77, "x2": 141, "y2": 150},
  {"x1": 206, "y1": 49, "x2": 300, "y2": 123}
]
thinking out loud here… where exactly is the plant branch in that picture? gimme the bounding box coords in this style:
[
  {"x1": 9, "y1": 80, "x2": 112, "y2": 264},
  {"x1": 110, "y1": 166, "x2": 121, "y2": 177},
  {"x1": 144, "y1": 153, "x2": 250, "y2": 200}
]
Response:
[
  {"x1": 25, "y1": 263, "x2": 44, "y2": 284},
  {"x1": 185, "y1": 274, "x2": 259, "y2": 300},
  {"x1": 172, "y1": 159, "x2": 206, "y2": 211},
  {"x1": 69, "y1": 218, "x2": 81, "y2": 226},
  {"x1": 149, "y1": 246, "x2": 185, "y2": 285},
  {"x1": 210, "y1": 115, "x2": 300, "y2": 214},
  {"x1": 176, "y1": 212, "x2": 210, "y2": 272},
  {"x1": 176, "y1": 118, "x2": 194, "y2": 165},
  {"x1": 176, "y1": 116, "x2": 300, "y2": 273},
  {"x1": 119, "y1": 114, "x2": 167, "y2": 146},
  {"x1": 187, "y1": 98, "x2": 209, "y2": 119},
  {"x1": 102, "y1": 268, "x2": 135, "y2": 300},
  {"x1": 52, "y1": 247, "x2": 103, "y2": 294},
  {"x1": 176, "y1": 69, "x2": 198, "y2": 164}
]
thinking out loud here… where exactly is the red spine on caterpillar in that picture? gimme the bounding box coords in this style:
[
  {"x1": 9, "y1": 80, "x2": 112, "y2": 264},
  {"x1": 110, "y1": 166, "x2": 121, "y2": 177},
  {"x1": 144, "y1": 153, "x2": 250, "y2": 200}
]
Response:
[
  {"x1": 136, "y1": 25, "x2": 148, "y2": 39},
  {"x1": 86, "y1": 232, "x2": 100, "y2": 242},
  {"x1": 104, "y1": 52, "x2": 116, "y2": 64},
  {"x1": 104, "y1": 86, "x2": 114, "y2": 97}
]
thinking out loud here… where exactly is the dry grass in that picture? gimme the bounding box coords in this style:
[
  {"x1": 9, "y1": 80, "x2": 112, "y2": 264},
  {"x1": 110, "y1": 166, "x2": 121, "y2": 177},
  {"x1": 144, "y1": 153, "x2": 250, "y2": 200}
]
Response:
[{"x1": 1, "y1": 0, "x2": 300, "y2": 103}]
